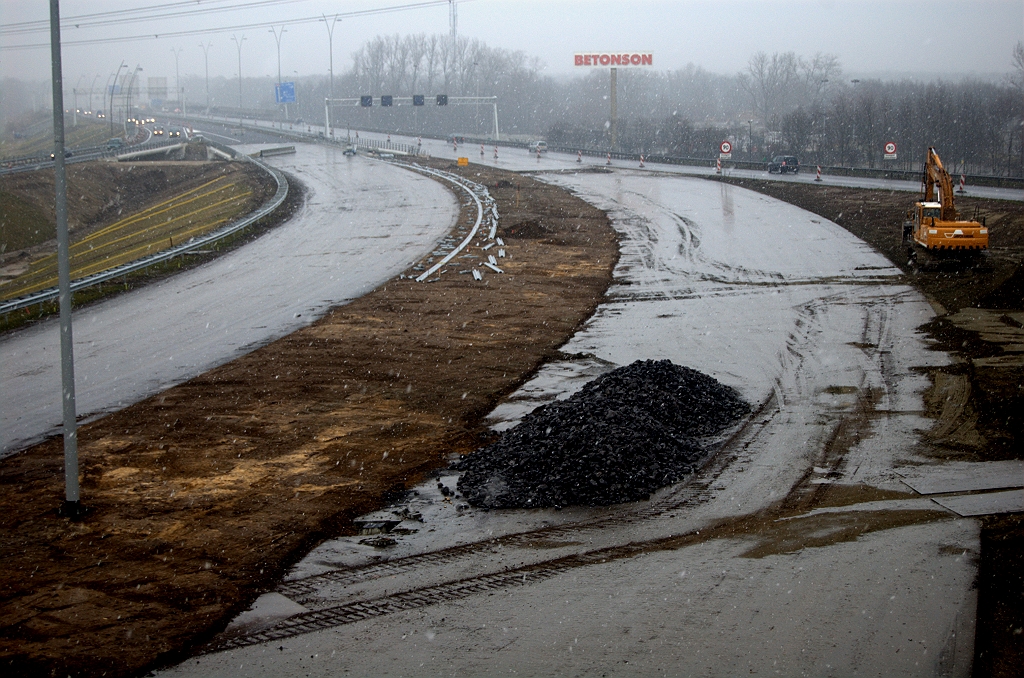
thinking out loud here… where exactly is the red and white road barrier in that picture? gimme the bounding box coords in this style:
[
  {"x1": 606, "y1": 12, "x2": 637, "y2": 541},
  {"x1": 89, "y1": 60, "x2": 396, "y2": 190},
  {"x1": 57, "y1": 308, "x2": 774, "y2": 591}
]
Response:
[
  {"x1": 639, "y1": 154, "x2": 645, "y2": 168},
  {"x1": 537, "y1": 149, "x2": 541, "y2": 160},
  {"x1": 494, "y1": 146, "x2": 498, "y2": 160},
  {"x1": 481, "y1": 144, "x2": 485, "y2": 157},
  {"x1": 716, "y1": 158, "x2": 721, "y2": 174},
  {"x1": 417, "y1": 137, "x2": 422, "y2": 146},
  {"x1": 577, "y1": 150, "x2": 582, "y2": 163},
  {"x1": 606, "y1": 153, "x2": 611, "y2": 165},
  {"x1": 815, "y1": 165, "x2": 822, "y2": 182},
  {"x1": 958, "y1": 174, "x2": 966, "y2": 193},
  {"x1": 387, "y1": 134, "x2": 391, "y2": 143},
  {"x1": 453, "y1": 142, "x2": 458, "y2": 152}
]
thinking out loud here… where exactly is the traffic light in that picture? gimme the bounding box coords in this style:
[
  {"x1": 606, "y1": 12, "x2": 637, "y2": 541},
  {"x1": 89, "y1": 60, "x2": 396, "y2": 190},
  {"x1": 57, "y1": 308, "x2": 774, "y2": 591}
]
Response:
[
  {"x1": 381, "y1": 95, "x2": 393, "y2": 107},
  {"x1": 436, "y1": 94, "x2": 448, "y2": 106},
  {"x1": 413, "y1": 94, "x2": 425, "y2": 106},
  {"x1": 360, "y1": 95, "x2": 372, "y2": 107}
]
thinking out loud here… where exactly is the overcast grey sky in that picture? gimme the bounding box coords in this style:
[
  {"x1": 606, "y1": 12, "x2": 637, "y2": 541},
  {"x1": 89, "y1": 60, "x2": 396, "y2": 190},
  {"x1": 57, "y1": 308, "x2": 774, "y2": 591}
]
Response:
[{"x1": 2, "y1": 0, "x2": 1022, "y2": 86}]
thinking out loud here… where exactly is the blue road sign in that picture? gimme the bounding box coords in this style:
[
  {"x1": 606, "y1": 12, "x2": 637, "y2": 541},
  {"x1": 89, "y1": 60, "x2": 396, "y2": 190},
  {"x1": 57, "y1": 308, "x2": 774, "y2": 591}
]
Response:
[{"x1": 275, "y1": 81, "x2": 296, "y2": 104}]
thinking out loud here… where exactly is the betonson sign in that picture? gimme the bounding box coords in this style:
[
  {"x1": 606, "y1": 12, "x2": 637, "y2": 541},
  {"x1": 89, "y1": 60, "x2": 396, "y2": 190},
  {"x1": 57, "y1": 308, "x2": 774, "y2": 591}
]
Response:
[{"x1": 575, "y1": 53, "x2": 653, "y2": 67}]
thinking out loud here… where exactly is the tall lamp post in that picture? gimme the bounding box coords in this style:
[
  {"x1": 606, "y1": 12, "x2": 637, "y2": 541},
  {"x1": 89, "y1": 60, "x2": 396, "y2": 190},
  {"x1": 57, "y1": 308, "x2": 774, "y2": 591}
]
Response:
[
  {"x1": 320, "y1": 14, "x2": 338, "y2": 137},
  {"x1": 109, "y1": 61, "x2": 126, "y2": 135},
  {"x1": 232, "y1": 34, "x2": 245, "y2": 127},
  {"x1": 747, "y1": 119, "x2": 753, "y2": 161},
  {"x1": 88, "y1": 74, "x2": 99, "y2": 113},
  {"x1": 170, "y1": 46, "x2": 183, "y2": 111},
  {"x1": 72, "y1": 74, "x2": 84, "y2": 126},
  {"x1": 199, "y1": 42, "x2": 212, "y2": 115},
  {"x1": 269, "y1": 26, "x2": 287, "y2": 127},
  {"x1": 123, "y1": 65, "x2": 142, "y2": 135}
]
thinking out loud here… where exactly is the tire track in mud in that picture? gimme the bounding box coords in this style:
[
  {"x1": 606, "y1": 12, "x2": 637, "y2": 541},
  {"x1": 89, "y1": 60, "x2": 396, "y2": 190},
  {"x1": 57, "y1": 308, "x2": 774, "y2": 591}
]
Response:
[{"x1": 210, "y1": 181, "x2": 937, "y2": 653}]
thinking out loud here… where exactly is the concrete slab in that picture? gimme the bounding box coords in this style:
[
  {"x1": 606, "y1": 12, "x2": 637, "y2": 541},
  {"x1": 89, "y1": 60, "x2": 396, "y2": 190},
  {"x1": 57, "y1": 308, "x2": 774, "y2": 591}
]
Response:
[
  {"x1": 895, "y1": 460, "x2": 1024, "y2": 495},
  {"x1": 933, "y1": 489, "x2": 1024, "y2": 517}
]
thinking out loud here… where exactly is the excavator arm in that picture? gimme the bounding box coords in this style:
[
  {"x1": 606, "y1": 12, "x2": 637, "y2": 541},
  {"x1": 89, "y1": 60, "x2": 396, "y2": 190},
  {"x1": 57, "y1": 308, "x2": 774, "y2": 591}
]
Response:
[{"x1": 923, "y1": 147, "x2": 959, "y2": 221}]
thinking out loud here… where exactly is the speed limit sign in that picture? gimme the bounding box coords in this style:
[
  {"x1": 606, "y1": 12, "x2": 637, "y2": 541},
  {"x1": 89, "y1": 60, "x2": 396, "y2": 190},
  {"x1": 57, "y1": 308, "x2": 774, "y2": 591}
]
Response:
[
  {"x1": 884, "y1": 141, "x2": 897, "y2": 159},
  {"x1": 720, "y1": 141, "x2": 732, "y2": 154}
]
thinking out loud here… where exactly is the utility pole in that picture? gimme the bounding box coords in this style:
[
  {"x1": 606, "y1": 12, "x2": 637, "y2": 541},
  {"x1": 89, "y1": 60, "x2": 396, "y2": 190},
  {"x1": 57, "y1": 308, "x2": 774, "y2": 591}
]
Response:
[
  {"x1": 49, "y1": 0, "x2": 81, "y2": 517},
  {"x1": 232, "y1": 34, "x2": 245, "y2": 126},
  {"x1": 171, "y1": 47, "x2": 183, "y2": 111},
  {"x1": 108, "y1": 61, "x2": 125, "y2": 135},
  {"x1": 609, "y1": 67, "x2": 617, "y2": 150},
  {"x1": 199, "y1": 42, "x2": 212, "y2": 115},
  {"x1": 449, "y1": 0, "x2": 457, "y2": 43},
  {"x1": 321, "y1": 14, "x2": 338, "y2": 137},
  {"x1": 89, "y1": 73, "x2": 99, "y2": 113},
  {"x1": 269, "y1": 26, "x2": 287, "y2": 126}
]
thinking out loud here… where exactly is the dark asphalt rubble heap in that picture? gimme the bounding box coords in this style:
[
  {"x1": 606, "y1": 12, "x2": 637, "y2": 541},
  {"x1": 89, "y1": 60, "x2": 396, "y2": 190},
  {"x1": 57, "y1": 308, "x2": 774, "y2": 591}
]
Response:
[{"x1": 456, "y1": 359, "x2": 750, "y2": 509}]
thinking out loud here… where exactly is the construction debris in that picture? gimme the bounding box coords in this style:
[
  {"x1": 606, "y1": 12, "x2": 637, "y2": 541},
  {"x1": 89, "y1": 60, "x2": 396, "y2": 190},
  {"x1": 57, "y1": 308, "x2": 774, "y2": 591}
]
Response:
[{"x1": 456, "y1": 360, "x2": 749, "y2": 508}]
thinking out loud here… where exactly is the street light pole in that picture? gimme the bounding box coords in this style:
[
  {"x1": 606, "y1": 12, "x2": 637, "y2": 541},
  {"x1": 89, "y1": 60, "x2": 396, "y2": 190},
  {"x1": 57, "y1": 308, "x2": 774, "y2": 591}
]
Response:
[
  {"x1": 73, "y1": 74, "x2": 83, "y2": 126},
  {"x1": 199, "y1": 42, "x2": 212, "y2": 115},
  {"x1": 748, "y1": 119, "x2": 753, "y2": 161},
  {"x1": 49, "y1": 0, "x2": 80, "y2": 517},
  {"x1": 269, "y1": 26, "x2": 287, "y2": 127},
  {"x1": 320, "y1": 14, "x2": 338, "y2": 137},
  {"x1": 171, "y1": 47, "x2": 183, "y2": 111},
  {"x1": 109, "y1": 62, "x2": 125, "y2": 135},
  {"x1": 232, "y1": 34, "x2": 245, "y2": 127},
  {"x1": 89, "y1": 73, "x2": 99, "y2": 113}
]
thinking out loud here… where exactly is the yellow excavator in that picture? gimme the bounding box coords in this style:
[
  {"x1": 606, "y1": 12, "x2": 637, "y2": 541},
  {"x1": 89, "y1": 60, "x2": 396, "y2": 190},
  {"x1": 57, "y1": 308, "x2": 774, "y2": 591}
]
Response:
[{"x1": 902, "y1": 147, "x2": 987, "y2": 262}]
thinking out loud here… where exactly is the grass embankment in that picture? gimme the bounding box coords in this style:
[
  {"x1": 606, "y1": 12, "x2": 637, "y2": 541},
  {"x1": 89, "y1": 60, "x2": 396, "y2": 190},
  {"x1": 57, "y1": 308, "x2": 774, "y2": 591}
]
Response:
[
  {"x1": 0, "y1": 118, "x2": 116, "y2": 159},
  {"x1": 0, "y1": 175, "x2": 252, "y2": 302}
]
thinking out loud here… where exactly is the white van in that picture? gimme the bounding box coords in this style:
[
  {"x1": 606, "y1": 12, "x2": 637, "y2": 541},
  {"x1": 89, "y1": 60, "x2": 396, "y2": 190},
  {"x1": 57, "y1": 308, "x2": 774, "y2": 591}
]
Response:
[{"x1": 528, "y1": 140, "x2": 548, "y2": 153}]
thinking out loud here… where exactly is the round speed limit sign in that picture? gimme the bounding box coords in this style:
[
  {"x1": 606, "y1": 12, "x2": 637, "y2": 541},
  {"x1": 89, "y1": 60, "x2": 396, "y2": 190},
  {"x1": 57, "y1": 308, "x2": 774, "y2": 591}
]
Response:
[
  {"x1": 884, "y1": 141, "x2": 897, "y2": 155},
  {"x1": 720, "y1": 141, "x2": 732, "y2": 154}
]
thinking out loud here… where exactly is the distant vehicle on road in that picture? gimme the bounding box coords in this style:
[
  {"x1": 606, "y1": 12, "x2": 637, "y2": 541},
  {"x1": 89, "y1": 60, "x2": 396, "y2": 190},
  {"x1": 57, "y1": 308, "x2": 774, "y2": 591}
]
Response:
[
  {"x1": 343, "y1": 146, "x2": 357, "y2": 156},
  {"x1": 50, "y1": 150, "x2": 73, "y2": 159},
  {"x1": 528, "y1": 140, "x2": 548, "y2": 153},
  {"x1": 168, "y1": 128, "x2": 181, "y2": 138},
  {"x1": 96, "y1": 110, "x2": 106, "y2": 119},
  {"x1": 106, "y1": 138, "x2": 124, "y2": 149},
  {"x1": 153, "y1": 126, "x2": 165, "y2": 136},
  {"x1": 447, "y1": 134, "x2": 465, "y2": 144},
  {"x1": 767, "y1": 155, "x2": 799, "y2": 174}
]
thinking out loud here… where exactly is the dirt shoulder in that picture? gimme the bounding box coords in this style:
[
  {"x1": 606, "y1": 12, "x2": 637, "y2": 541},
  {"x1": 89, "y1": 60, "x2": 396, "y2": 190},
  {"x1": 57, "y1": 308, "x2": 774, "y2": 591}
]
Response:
[
  {"x1": 714, "y1": 175, "x2": 1024, "y2": 677},
  {"x1": 0, "y1": 159, "x2": 618, "y2": 677}
]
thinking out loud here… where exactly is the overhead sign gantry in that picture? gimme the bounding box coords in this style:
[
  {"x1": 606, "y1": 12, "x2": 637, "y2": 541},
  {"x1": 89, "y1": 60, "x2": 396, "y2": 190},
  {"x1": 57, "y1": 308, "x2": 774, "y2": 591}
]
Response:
[{"x1": 324, "y1": 95, "x2": 501, "y2": 141}]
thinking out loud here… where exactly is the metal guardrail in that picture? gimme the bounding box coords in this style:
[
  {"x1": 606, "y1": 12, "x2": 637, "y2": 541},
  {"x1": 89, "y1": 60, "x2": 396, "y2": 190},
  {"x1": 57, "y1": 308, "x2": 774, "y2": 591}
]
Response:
[{"x1": 0, "y1": 140, "x2": 288, "y2": 316}]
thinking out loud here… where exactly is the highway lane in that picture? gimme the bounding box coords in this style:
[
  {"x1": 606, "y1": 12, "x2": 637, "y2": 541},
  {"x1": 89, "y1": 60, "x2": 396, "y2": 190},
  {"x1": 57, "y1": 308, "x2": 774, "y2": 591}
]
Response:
[{"x1": 1, "y1": 143, "x2": 457, "y2": 456}]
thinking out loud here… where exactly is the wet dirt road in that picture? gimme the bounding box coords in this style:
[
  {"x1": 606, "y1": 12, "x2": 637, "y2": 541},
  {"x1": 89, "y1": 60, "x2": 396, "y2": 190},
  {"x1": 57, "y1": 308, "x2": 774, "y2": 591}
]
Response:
[
  {"x1": 163, "y1": 173, "x2": 977, "y2": 676},
  {"x1": 0, "y1": 144, "x2": 457, "y2": 455}
]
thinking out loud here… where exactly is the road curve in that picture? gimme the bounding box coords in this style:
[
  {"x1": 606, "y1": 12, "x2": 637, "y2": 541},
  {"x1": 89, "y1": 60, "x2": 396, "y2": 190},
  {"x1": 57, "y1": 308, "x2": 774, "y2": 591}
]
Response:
[{"x1": 1, "y1": 144, "x2": 457, "y2": 456}]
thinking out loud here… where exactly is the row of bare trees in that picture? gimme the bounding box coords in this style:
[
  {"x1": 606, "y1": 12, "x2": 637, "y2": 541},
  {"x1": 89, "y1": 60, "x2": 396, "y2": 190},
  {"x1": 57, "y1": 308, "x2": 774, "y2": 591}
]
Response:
[{"x1": 162, "y1": 36, "x2": 1024, "y2": 176}]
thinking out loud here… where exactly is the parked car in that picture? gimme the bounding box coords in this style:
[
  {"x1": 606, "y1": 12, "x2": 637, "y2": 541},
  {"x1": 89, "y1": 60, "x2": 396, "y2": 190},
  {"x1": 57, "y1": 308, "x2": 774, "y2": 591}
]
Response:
[
  {"x1": 528, "y1": 140, "x2": 548, "y2": 153},
  {"x1": 767, "y1": 155, "x2": 799, "y2": 174}
]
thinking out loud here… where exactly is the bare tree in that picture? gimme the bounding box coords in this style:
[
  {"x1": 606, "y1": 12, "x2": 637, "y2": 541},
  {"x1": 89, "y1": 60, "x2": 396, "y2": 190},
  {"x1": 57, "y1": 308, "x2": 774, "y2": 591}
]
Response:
[{"x1": 741, "y1": 51, "x2": 800, "y2": 130}]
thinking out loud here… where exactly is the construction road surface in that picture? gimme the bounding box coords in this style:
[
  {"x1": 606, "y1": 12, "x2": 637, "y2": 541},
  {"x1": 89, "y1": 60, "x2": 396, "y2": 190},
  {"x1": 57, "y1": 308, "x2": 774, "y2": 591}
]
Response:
[{"x1": 159, "y1": 169, "x2": 979, "y2": 676}]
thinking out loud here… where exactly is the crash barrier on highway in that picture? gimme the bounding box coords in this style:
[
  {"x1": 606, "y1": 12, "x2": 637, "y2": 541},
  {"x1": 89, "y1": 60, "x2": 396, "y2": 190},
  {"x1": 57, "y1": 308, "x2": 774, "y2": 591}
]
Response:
[
  {"x1": 0, "y1": 139, "x2": 288, "y2": 316},
  {"x1": 352, "y1": 137, "x2": 420, "y2": 156},
  {"x1": 253, "y1": 146, "x2": 296, "y2": 158},
  {"x1": 0, "y1": 138, "x2": 190, "y2": 175},
  {"x1": 114, "y1": 143, "x2": 187, "y2": 161}
]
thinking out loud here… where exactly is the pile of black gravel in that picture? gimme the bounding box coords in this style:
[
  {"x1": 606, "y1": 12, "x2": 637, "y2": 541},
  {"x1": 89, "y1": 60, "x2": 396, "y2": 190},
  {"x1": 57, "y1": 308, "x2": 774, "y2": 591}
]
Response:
[{"x1": 456, "y1": 359, "x2": 750, "y2": 509}]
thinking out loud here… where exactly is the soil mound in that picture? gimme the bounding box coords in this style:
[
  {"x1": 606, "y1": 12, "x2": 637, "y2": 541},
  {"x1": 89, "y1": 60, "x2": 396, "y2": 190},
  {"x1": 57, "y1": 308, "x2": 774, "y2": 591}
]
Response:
[{"x1": 456, "y1": 359, "x2": 749, "y2": 508}]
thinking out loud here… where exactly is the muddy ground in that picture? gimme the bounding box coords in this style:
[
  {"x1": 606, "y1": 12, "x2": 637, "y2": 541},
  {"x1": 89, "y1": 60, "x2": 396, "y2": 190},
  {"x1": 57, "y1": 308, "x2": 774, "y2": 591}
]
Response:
[
  {"x1": 0, "y1": 159, "x2": 618, "y2": 677},
  {"x1": 1, "y1": 161, "x2": 1021, "y2": 677},
  {"x1": 716, "y1": 175, "x2": 1023, "y2": 677}
]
